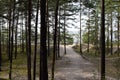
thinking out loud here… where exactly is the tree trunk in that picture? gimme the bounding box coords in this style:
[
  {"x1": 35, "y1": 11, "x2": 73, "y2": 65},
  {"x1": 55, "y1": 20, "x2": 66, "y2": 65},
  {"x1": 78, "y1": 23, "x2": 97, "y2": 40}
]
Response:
[
  {"x1": 21, "y1": 15, "x2": 24, "y2": 53},
  {"x1": 15, "y1": 12, "x2": 19, "y2": 59},
  {"x1": 0, "y1": 20, "x2": 2, "y2": 71},
  {"x1": 9, "y1": 0, "x2": 15, "y2": 79},
  {"x1": 117, "y1": 14, "x2": 120, "y2": 56},
  {"x1": 40, "y1": 0, "x2": 48, "y2": 80},
  {"x1": 33, "y1": 0, "x2": 40, "y2": 79},
  {"x1": 87, "y1": 8, "x2": 90, "y2": 53},
  {"x1": 27, "y1": 0, "x2": 32, "y2": 79},
  {"x1": 100, "y1": 0, "x2": 106, "y2": 79},
  {"x1": 107, "y1": 20, "x2": 109, "y2": 54},
  {"x1": 64, "y1": 5, "x2": 66, "y2": 55},
  {"x1": 79, "y1": 0, "x2": 82, "y2": 54},
  {"x1": 7, "y1": 20, "x2": 9, "y2": 59},
  {"x1": 57, "y1": 9, "x2": 61, "y2": 58},
  {"x1": 46, "y1": 0, "x2": 50, "y2": 57},
  {"x1": 25, "y1": 13, "x2": 28, "y2": 54},
  {"x1": 110, "y1": 12, "x2": 113, "y2": 55},
  {"x1": 94, "y1": 12, "x2": 99, "y2": 55},
  {"x1": 51, "y1": 0, "x2": 59, "y2": 80}
]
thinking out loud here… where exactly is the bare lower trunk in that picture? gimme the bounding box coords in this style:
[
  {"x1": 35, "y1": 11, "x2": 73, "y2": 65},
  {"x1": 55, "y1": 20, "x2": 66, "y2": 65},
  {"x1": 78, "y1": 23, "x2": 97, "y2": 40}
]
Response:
[
  {"x1": 0, "y1": 20, "x2": 2, "y2": 71},
  {"x1": 33, "y1": 0, "x2": 40, "y2": 79},
  {"x1": 52, "y1": 0, "x2": 59, "y2": 80},
  {"x1": 100, "y1": 0, "x2": 105, "y2": 79},
  {"x1": 40, "y1": 0, "x2": 48, "y2": 80},
  {"x1": 27, "y1": 0, "x2": 32, "y2": 79}
]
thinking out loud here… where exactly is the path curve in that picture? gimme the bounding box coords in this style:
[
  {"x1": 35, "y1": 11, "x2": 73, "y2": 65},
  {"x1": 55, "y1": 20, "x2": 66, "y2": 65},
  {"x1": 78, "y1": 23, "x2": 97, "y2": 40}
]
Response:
[{"x1": 54, "y1": 45, "x2": 98, "y2": 80}]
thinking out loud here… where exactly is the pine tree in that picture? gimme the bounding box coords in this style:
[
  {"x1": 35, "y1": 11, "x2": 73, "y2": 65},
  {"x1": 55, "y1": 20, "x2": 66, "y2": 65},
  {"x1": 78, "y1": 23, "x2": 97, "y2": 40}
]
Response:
[
  {"x1": 51, "y1": 0, "x2": 59, "y2": 80},
  {"x1": 100, "y1": 0, "x2": 105, "y2": 80},
  {"x1": 0, "y1": 19, "x2": 2, "y2": 71},
  {"x1": 40, "y1": 0, "x2": 48, "y2": 79},
  {"x1": 27, "y1": 0, "x2": 32, "y2": 79},
  {"x1": 33, "y1": 0, "x2": 40, "y2": 79}
]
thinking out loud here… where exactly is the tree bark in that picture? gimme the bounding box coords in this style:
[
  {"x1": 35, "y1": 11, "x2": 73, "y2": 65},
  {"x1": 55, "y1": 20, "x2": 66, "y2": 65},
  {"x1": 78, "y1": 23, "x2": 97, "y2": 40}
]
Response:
[
  {"x1": 15, "y1": 12, "x2": 19, "y2": 59},
  {"x1": 21, "y1": 15, "x2": 24, "y2": 53},
  {"x1": 51, "y1": 0, "x2": 59, "y2": 80},
  {"x1": 33, "y1": 0, "x2": 40, "y2": 79},
  {"x1": 9, "y1": 0, "x2": 15, "y2": 79},
  {"x1": 79, "y1": 0, "x2": 82, "y2": 54},
  {"x1": 110, "y1": 12, "x2": 113, "y2": 55},
  {"x1": 40, "y1": 0, "x2": 48, "y2": 80},
  {"x1": 87, "y1": 8, "x2": 90, "y2": 53},
  {"x1": 57, "y1": 9, "x2": 61, "y2": 58},
  {"x1": 0, "y1": 20, "x2": 2, "y2": 71},
  {"x1": 46, "y1": 0, "x2": 50, "y2": 57},
  {"x1": 117, "y1": 15, "x2": 120, "y2": 56},
  {"x1": 107, "y1": 19, "x2": 109, "y2": 54},
  {"x1": 64, "y1": 4, "x2": 66, "y2": 55},
  {"x1": 27, "y1": 0, "x2": 32, "y2": 79},
  {"x1": 100, "y1": 0, "x2": 106, "y2": 79}
]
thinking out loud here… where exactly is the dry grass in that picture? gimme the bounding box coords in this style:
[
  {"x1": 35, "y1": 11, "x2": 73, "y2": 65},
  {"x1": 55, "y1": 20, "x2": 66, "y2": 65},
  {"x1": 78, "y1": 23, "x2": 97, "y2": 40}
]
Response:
[
  {"x1": 72, "y1": 45, "x2": 120, "y2": 79},
  {"x1": 0, "y1": 46, "x2": 54, "y2": 79}
]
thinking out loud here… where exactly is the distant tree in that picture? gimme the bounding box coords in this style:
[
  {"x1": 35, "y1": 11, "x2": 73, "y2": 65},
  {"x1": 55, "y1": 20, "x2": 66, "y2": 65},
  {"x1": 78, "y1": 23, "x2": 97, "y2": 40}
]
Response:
[
  {"x1": 46, "y1": 0, "x2": 50, "y2": 57},
  {"x1": 21, "y1": 15, "x2": 25, "y2": 53},
  {"x1": 106, "y1": 15, "x2": 110, "y2": 54},
  {"x1": 57, "y1": 8, "x2": 61, "y2": 58},
  {"x1": 79, "y1": 0, "x2": 82, "y2": 54},
  {"x1": 15, "y1": 11, "x2": 19, "y2": 59},
  {"x1": 63, "y1": 4, "x2": 66, "y2": 55},
  {"x1": 87, "y1": 4, "x2": 91, "y2": 53},
  {"x1": 110, "y1": 12, "x2": 113, "y2": 55},
  {"x1": 117, "y1": 15, "x2": 120, "y2": 55}
]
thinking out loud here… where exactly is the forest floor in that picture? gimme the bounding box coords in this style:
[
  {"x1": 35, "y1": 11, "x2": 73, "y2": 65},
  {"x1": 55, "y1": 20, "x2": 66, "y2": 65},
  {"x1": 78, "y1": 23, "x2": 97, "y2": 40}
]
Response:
[
  {"x1": 0, "y1": 45, "x2": 118, "y2": 80},
  {"x1": 54, "y1": 45, "x2": 98, "y2": 80}
]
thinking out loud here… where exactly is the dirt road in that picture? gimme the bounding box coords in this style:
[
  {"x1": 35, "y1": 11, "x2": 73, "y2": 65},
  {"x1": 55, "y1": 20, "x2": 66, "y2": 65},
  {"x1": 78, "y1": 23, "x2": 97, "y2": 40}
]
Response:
[{"x1": 54, "y1": 45, "x2": 98, "y2": 80}]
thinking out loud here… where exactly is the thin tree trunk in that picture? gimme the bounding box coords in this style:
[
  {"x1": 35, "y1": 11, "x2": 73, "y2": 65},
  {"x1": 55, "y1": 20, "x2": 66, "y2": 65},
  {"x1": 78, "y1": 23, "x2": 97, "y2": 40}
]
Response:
[
  {"x1": 9, "y1": 0, "x2": 15, "y2": 79},
  {"x1": 117, "y1": 15, "x2": 120, "y2": 56},
  {"x1": 40, "y1": 0, "x2": 48, "y2": 80},
  {"x1": 7, "y1": 21, "x2": 9, "y2": 59},
  {"x1": 46, "y1": 0, "x2": 50, "y2": 57},
  {"x1": 33, "y1": 0, "x2": 39, "y2": 79},
  {"x1": 110, "y1": 12, "x2": 113, "y2": 55},
  {"x1": 2, "y1": 23, "x2": 5, "y2": 51},
  {"x1": 21, "y1": 15, "x2": 24, "y2": 53},
  {"x1": 57, "y1": 9, "x2": 61, "y2": 58},
  {"x1": 51, "y1": 0, "x2": 59, "y2": 80},
  {"x1": 15, "y1": 12, "x2": 19, "y2": 59},
  {"x1": 8, "y1": 1, "x2": 12, "y2": 62},
  {"x1": 100, "y1": 0, "x2": 105, "y2": 79},
  {"x1": 25, "y1": 13, "x2": 28, "y2": 54},
  {"x1": 107, "y1": 21, "x2": 109, "y2": 54},
  {"x1": 0, "y1": 20, "x2": 2, "y2": 71},
  {"x1": 79, "y1": 0, "x2": 82, "y2": 54},
  {"x1": 95, "y1": 12, "x2": 99, "y2": 55},
  {"x1": 27, "y1": 0, "x2": 32, "y2": 79},
  {"x1": 87, "y1": 8, "x2": 90, "y2": 53},
  {"x1": 64, "y1": 5, "x2": 66, "y2": 55}
]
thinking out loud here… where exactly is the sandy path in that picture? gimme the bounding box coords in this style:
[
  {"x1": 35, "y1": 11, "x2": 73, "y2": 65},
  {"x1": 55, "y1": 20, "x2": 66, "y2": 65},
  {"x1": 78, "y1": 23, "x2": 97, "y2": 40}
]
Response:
[{"x1": 54, "y1": 45, "x2": 98, "y2": 80}]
